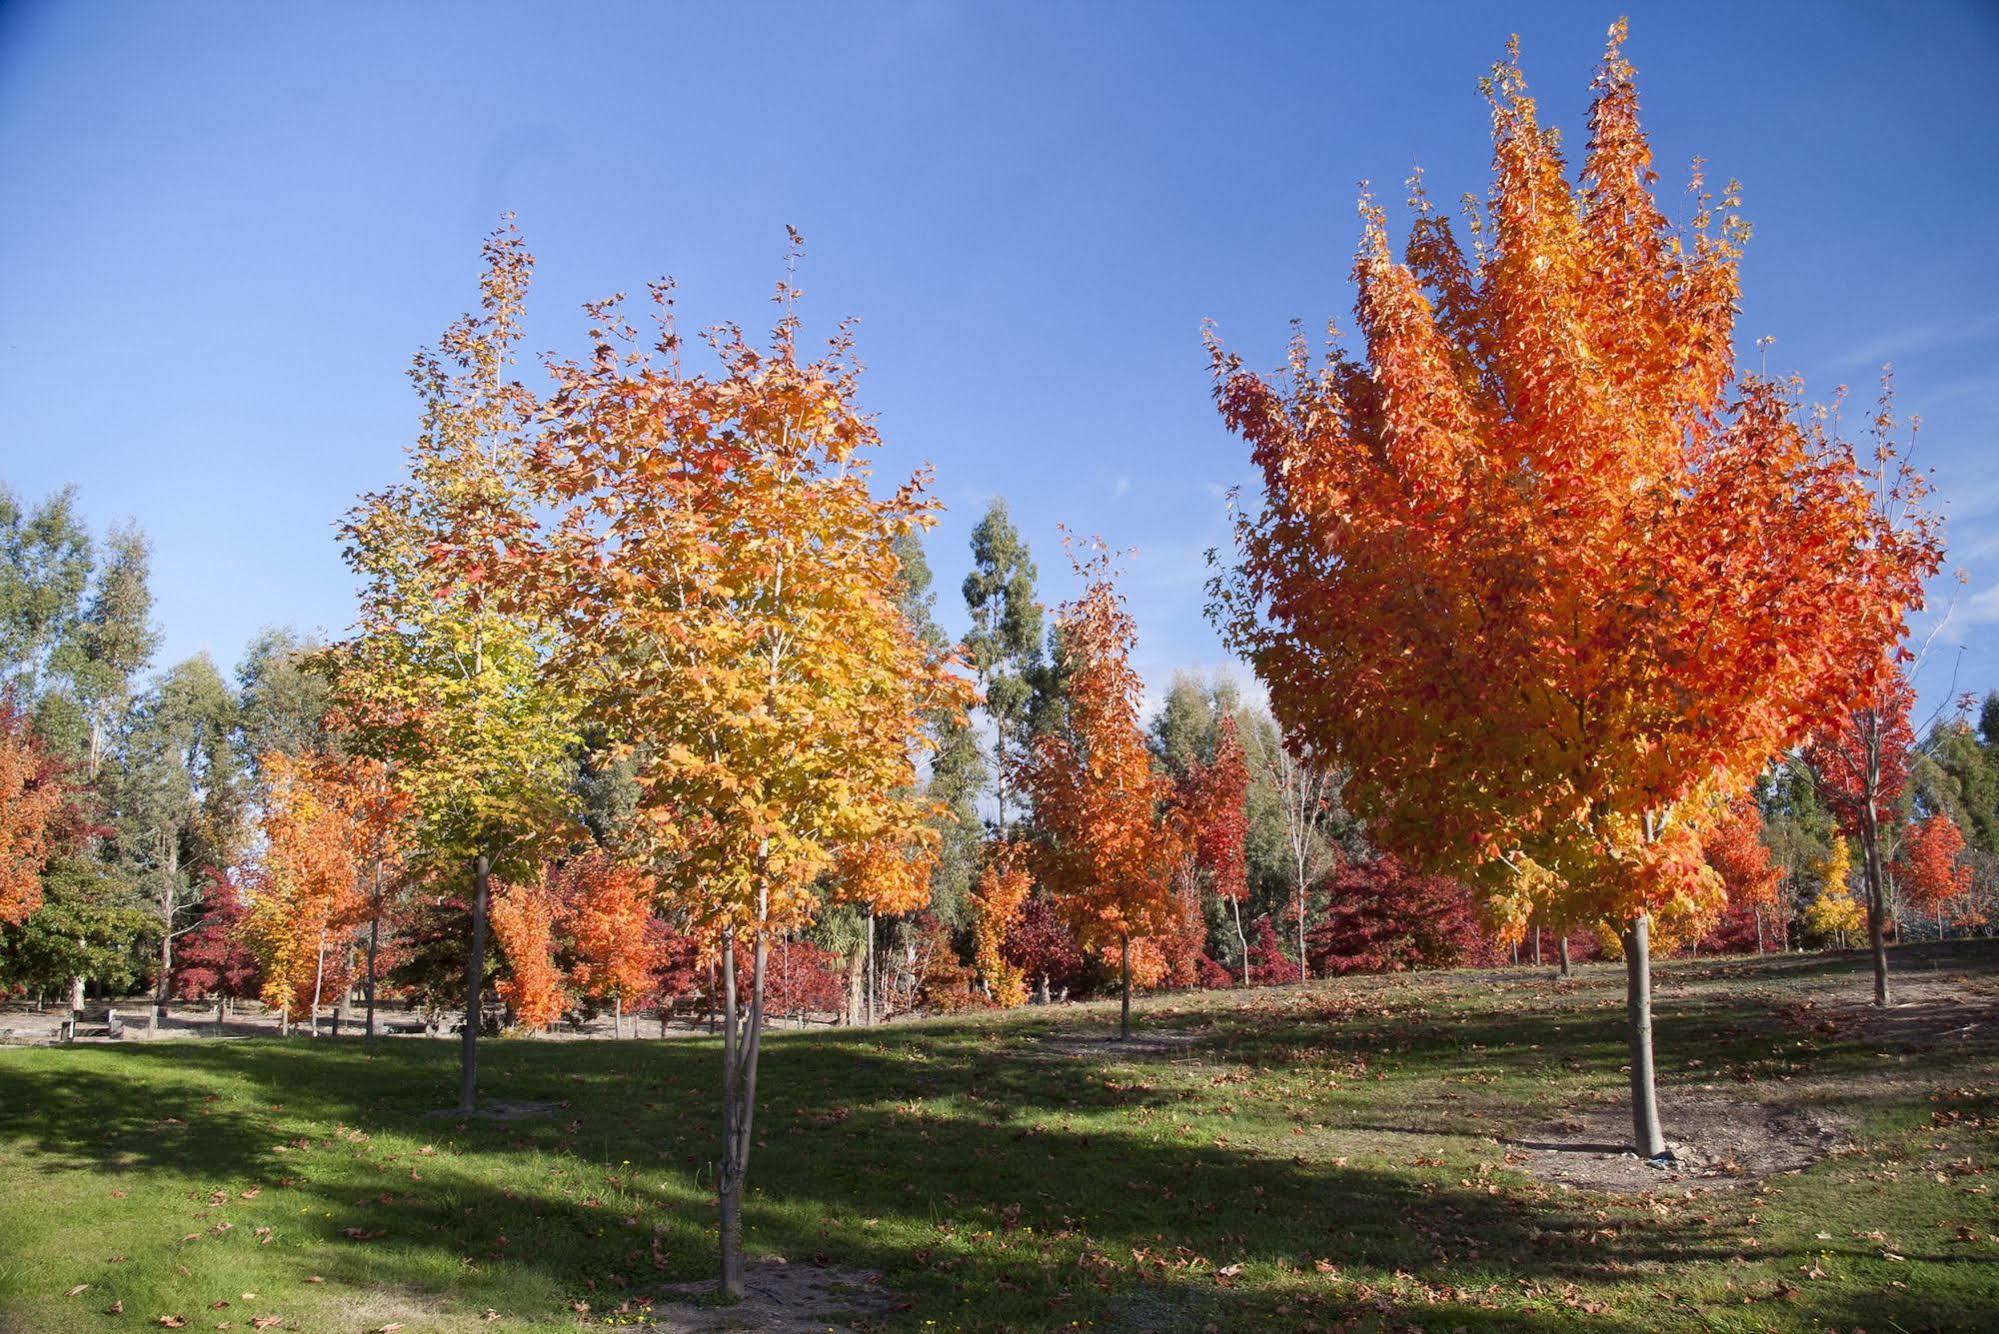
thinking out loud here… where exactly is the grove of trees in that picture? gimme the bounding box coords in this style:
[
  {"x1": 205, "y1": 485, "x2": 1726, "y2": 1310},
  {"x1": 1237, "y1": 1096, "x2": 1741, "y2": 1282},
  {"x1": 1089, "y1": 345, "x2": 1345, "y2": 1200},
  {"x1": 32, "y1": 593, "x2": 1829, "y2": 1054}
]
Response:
[{"x1": 3, "y1": 21, "x2": 1994, "y2": 1295}]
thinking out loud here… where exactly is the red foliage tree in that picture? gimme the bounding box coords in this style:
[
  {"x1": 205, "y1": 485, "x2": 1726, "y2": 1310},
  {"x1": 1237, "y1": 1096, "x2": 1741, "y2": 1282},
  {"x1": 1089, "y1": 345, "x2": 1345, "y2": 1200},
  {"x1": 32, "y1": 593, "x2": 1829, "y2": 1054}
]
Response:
[
  {"x1": 1894, "y1": 812, "x2": 1973, "y2": 937},
  {"x1": 1806, "y1": 666, "x2": 1916, "y2": 1001},
  {"x1": 172, "y1": 871, "x2": 261, "y2": 1005},
  {"x1": 1003, "y1": 891, "x2": 1088, "y2": 1000},
  {"x1": 1306, "y1": 853, "x2": 1485, "y2": 976},
  {"x1": 1700, "y1": 801, "x2": 1786, "y2": 953},
  {"x1": 1179, "y1": 713, "x2": 1251, "y2": 982},
  {"x1": 1244, "y1": 914, "x2": 1296, "y2": 986}
]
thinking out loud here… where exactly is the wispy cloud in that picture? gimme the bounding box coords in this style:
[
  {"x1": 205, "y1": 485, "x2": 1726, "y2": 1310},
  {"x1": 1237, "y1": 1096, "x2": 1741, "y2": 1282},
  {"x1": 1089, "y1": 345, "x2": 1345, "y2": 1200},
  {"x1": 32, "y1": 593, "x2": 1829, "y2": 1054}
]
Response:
[
  {"x1": 1828, "y1": 310, "x2": 1999, "y2": 373},
  {"x1": 1956, "y1": 582, "x2": 1999, "y2": 629}
]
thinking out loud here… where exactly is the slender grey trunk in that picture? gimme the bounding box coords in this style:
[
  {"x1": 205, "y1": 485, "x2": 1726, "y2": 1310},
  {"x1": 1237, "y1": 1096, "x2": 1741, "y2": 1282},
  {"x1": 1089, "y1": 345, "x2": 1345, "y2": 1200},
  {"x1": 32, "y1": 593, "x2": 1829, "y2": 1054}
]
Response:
[
  {"x1": 309, "y1": 932, "x2": 326, "y2": 1038},
  {"x1": 364, "y1": 914, "x2": 380, "y2": 1044},
  {"x1": 1754, "y1": 905, "x2": 1765, "y2": 954},
  {"x1": 717, "y1": 926, "x2": 767, "y2": 1300},
  {"x1": 1296, "y1": 882, "x2": 1308, "y2": 984},
  {"x1": 1532, "y1": 925, "x2": 1542, "y2": 967},
  {"x1": 1558, "y1": 934, "x2": 1571, "y2": 979},
  {"x1": 1860, "y1": 810, "x2": 1890, "y2": 1007},
  {"x1": 1119, "y1": 934, "x2": 1132, "y2": 1040},
  {"x1": 1621, "y1": 915, "x2": 1666, "y2": 1158},
  {"x1": 864, "y1": 910, "x2": 876, "y2": 1026},
  {"x1": 457, "y1": 853, "x2": 490, "y2": 1114},
  {"x1": 1230, "y1": 896, "x2": 1249, "y2": 987}
]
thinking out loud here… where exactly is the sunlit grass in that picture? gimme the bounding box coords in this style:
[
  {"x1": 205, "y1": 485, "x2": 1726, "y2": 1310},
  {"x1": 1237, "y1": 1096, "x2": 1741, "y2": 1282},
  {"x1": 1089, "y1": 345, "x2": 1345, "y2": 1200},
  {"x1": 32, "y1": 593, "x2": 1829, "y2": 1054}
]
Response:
[{"x1": 2, "y1": 943, "x2": 1995, "y2": 1331}]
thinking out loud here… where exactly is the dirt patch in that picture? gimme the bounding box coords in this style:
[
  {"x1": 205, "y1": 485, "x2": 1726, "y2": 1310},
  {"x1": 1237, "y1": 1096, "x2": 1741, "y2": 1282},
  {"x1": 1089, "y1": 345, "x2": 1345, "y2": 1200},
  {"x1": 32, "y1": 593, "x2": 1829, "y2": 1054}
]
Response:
[
  {"x1": 1507, "y1": 1092, "x2": 1844, "y2": 1193},
  {"x1": 1780, "y1": 983, "x2": 1999, "y2": 1046},
  {"x1": 424, "y1": 1098, "x2": 568, "y2": 1122},
  {"x1": 644, "y1": 1259, "x2": 895, "y2": 1332},
  {"x1": 1039, "y1": 1028, "x2": 1203, "y2": 1060}
]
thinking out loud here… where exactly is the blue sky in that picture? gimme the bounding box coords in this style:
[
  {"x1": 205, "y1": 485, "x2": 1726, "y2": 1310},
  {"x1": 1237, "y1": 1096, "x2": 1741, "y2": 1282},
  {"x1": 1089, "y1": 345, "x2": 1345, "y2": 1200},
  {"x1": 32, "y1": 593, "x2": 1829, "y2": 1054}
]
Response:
[{"x1": 2, "y1": 2, "x2": 1996, "y2": 722}]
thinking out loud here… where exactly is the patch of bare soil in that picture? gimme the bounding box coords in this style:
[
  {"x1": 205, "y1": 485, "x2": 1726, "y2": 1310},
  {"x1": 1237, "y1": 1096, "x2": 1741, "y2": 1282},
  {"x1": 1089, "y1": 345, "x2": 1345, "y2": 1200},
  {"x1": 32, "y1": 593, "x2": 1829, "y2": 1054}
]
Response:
[
  {"x1": 644, "y1": 1259, "x2": 895, "y2": 1332},
  {"x1": 1781, "y1": 981, "x2": 1999, "y2": 1046},
  {"x1": 423, "y1": 1098, "x2": 568, "y2": 1122},
  {"x1": 1508, "y1": 1091, "x2": 1844, "y2": 1193},
  {"x1": 1039, "y1": 1028, "x2": 1203, "y2": 1060}
]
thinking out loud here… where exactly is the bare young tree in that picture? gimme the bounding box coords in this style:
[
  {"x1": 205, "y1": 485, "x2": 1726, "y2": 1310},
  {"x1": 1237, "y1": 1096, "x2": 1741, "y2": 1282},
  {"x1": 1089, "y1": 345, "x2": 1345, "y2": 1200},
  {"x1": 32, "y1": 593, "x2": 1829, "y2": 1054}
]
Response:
[{"x1": 1266, "y1": 741, "x2": 1341, "y2": 982}]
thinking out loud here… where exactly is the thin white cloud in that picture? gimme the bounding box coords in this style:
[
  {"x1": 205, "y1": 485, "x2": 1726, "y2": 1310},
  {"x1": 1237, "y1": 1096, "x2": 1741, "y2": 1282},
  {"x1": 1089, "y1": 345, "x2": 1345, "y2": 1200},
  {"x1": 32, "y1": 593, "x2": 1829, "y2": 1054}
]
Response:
[{"x1": 1828, "y1": 310, "x2": 1999, "y2": 373}]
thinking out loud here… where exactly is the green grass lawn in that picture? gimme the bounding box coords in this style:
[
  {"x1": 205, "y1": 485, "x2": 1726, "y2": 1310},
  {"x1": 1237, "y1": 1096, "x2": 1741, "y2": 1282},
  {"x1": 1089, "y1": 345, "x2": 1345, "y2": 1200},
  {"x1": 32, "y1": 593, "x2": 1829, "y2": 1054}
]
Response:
[{"x1": 3, "y1": 943, "x2": 1996, "y2": 1332}]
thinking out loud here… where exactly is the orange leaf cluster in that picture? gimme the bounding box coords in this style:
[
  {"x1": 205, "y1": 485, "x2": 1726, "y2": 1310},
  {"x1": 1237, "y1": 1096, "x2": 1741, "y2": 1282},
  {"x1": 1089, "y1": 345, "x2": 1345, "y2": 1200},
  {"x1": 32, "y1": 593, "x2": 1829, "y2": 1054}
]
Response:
[
  {"x1": 1701, "y1": 800, "x2": 1784, "y2": 916},
  {"x1": 968, "y1": 845, "x2": 1031, "y2": 1008},
  {"x1": 1894, "y1": 813, "x2": 1972, "y2": 918},
  {"x1": 1209, "y1": 23, "x2": 1941, "y2": 932},
  {"x1": 239, "y1": 753, "x2": 361, "y2": 1015},
  {"x1": 531, "y1": 263, "x2": 969, "y2": 939},
  {"x1": 489, "y1": 875, "x2": 568, "y2": 1032},
  {"x1": 558, "y1": 851, "x2": 657, "y2": 1010},
  {"x1": 1022, "y1": 546, "x2": 1183, "y2": 953},
  {"x1": 0, "y1": 698, "x2": 68, "y2": 927}
]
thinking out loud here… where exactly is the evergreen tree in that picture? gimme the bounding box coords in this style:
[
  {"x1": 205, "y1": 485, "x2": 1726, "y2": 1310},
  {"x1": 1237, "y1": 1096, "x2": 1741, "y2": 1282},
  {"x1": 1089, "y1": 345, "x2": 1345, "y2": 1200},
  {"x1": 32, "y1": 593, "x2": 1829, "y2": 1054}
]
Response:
[{"x1": 961, "y1": 499, "x2": 1043, "y2": 833}]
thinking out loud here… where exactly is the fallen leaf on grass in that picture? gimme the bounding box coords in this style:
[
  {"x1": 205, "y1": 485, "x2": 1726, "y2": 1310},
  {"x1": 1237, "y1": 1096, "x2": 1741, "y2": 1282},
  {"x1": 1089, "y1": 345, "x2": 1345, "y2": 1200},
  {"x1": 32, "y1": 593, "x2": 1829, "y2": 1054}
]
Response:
[
  {"x1": 250, "y1": 1318, "x2": 282, "y2": 1330},
  {"x1": 158, "y1": 1318, "x2": 187, "y2": 1328},
  {"x1": 303, "y1": 1276, "x2": 324, "y2": 1284},
  {"x1": 374, "y1": 1325, "x2": 404, "y2": 1332},
  {"x1": 65, "y1": 1285, "x2": 88, "y2": 1297},
  {"x1": 106, "y1": 1300, "x2": 123, "y2": 1314}
]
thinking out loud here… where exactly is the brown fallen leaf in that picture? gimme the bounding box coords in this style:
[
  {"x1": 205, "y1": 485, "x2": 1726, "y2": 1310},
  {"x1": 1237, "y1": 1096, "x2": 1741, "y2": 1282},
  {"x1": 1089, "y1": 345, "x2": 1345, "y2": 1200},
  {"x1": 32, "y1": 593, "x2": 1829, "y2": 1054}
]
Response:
[
  {"x1": 304, "y1": 1276, "x2": 324, "y2": 1284},
  {"x1": 106, "y1": 1300, "x2": 123, "y2": 1315},
  {"x1": 375, "y1": 1325, "x2": 405, "y2": 1332},
  {"x1": 238, "y1": 1188, "x2": 261, "y2": 1200},
  {"x1": 65, "y1": 1285, "x2": 89, "y2": 1297},
  {"x1": 158, "y1": 1318, "x2": 187, "y2": 1329},
  {"x1": 250, "y1": 1318, "x2": 282, "y2": 1331}
]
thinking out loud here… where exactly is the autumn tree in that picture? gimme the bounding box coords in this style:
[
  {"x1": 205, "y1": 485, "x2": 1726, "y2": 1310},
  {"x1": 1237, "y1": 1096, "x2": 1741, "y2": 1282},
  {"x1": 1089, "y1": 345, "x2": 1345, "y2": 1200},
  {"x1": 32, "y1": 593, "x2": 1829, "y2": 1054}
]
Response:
[
  {"x1": 319, "y1": 754, "x2": 410, "y2": 1042},
  {"x1": 1701, "y1": 799, "x2": 1786, "y2": 953},
  {"x1": 0, "y1": 694, "x2": 67, "y2": 926},
  {"x1": 489, "y1": 873, "x2": 567, "y2": 1032},
  {"x1": 1806, "y1": 661, "x2": 1917, "y2": 1004},
  {"x1": 559, "y1": 851, "x2": 656, "y2": 1037},
  {"x1": 1179, "y1": 711, "x2": 1251, "y2": 982},
  {"x1": 969, "y1": 844, "x2": 1030, "y2": 1006},
  {"x1": 1208, "y1": 26, "x2": 1940, "y2": 1156},
  {"x1": 238, "y1": 752, "x2": 358, "y2": 1034},
  {"x1": 1894, "y1": 811, "x2": 1972, "y2": 939},
  {"x1": 332, "y1": 220, "x2": 579, "y2": 1108},
  {"x1": 531, "y1": 246, "x2": 965, "y2": 1297},
  {"x1": 1020, "y1": 544, "x2": 1181, "y2": 1039}
]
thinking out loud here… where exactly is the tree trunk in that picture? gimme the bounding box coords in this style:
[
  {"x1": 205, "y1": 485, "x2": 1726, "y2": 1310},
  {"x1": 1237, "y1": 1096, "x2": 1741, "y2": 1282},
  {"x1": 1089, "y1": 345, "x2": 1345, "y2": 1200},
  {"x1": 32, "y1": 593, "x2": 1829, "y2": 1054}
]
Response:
[
  {"x1": 864, "y1": 910, "x2": 876, "y2": 1027},
  {"x1": 1558, "y1": 934, "x2": 1571, "y2": 979},
  {"x1": 717, "y1": 926, "x2": 767, "y2": 1301},
  {"x1": 1230, "y1": 896, "x2": 1249, "y2": 987},
  {"x1": 1754, "y1": 905, "x2": 1765, "y2": 954},
  {"x1": 1532, "y1": 925, "x2": 1542, "y2": 967},
  {"x1": 457, "y1": 853, "x2": 490, "y2": 1114},
  {"x1": 69, "y1": 974, "x2": 84, "y2": 1014},
  {"x1": 1860, "y1": 815, "x2": 1890, "y2": 1007},
  {"x1": 1296, "y1": 882, "x2": 1308, "y2": 984},
  {"x1": 364, "y1": 914, "x2": 380, "y2": 1045},
  {"x1": 1119, "y1": 933, "x2": 1132, "y2": 1041},
  {"x1": 1621, "y1": 915, "x2": 1667, "y2": 1159},
  {"x1": 310, "y1": 932, "x2": 327, "y2": 1038}
]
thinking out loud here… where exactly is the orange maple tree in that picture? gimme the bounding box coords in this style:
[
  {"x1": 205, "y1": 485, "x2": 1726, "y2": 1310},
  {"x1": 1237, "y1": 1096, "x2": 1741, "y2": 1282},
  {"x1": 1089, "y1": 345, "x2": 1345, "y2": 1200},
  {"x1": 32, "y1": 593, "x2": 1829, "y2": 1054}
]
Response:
[
  {"x1": 530, "y1": 244, "x2": 967, "y2": 1296},
  {"x1": 0, "y1": 695, "x2": 69, "y2": 927},
  {"x1": 1020, "y1": 544, "x2": 1183, "y2": 1039},
  {"x1": 1180, "y1": 711, "x2": 1251, "y2": 983},
  {"x1": 489, "y1": 873, "x2": 568, "y2": 1032},
  {"x1": 1701, "y1": 799, "x2": 1786, "y2": 954},
  {"x1": 559, "y1": 851, "x2": 657, "y2": 1037},
  {"x1": 238, "y1": 752, "x2": 360, "y2": 1034},
  {"x1": 1894, "y1": 812, "x2": 1973, "y2": 938},
  {"x1": 1807, "y1": 654, "x2": 1920, "y2": 1004},
  {"x1": 318, "y1": 753, "x2": 411, "y2": 1042},
  {"x1": 968, "y1": 844, "x2": 1031, "y2": 1007},
  {"x1": 1208, "y1": 25, "x2": 1940, "y2": 1156}
]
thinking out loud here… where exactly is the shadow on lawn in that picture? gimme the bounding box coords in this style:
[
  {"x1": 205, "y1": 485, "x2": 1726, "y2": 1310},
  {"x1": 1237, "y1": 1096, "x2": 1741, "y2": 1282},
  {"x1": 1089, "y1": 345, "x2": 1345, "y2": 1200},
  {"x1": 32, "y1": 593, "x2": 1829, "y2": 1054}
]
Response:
[{"x1": 3, "y1": 945, "x2": 1994, "y2": 1331}]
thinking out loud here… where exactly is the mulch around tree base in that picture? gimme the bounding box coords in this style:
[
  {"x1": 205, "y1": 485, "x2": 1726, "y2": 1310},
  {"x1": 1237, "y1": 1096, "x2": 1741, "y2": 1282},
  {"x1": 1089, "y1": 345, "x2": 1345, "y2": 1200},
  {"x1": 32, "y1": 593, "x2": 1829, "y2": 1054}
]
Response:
[
  {"x1": 1507, "y1": 1091, "x2": 1845, "y2": 1193},
  {"x1": 643, "y1": 1259, "x2": 896, "y2": 1332}
]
